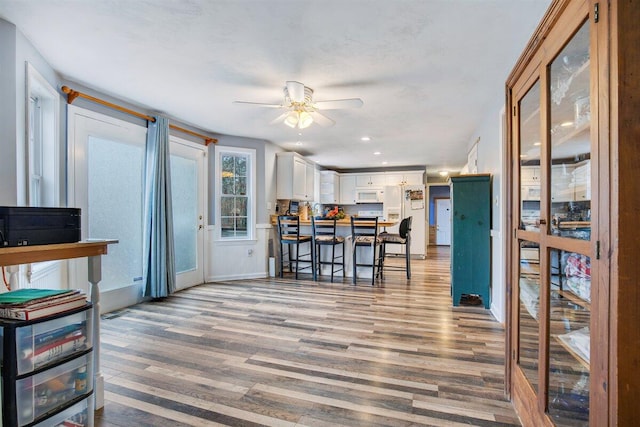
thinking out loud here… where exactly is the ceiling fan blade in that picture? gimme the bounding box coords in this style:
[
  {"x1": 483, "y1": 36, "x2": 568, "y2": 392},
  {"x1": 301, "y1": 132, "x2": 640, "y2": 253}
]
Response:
[
  {"x1": 286, "y1": 81, "x2": 305, "y2": 103},
  {"x1": 269, "y1": 112, "x2": 290, "y2": 125},
  {"x1": 314, "y1": 98, "x2": 364, "y2": 110},
  {"x1": 309, "y1": 111, "x2": 335, "y2": 127},
  {"x1": 233, "y1": 101, "x2": 283, "y2": 108}
]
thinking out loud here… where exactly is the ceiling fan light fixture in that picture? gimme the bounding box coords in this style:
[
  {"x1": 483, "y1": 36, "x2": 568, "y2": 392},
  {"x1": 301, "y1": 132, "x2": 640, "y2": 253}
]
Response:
[
  {"x1": 284, "y1": 111, "x2": 299, "y2": 128},
  {"x1": 298, "y1": 111, "x2": 314, "y2": 129}
]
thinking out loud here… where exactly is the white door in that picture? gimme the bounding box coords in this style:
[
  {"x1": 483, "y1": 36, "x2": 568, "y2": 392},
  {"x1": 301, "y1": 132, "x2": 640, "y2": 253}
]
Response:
[
  {"x1": 67, "y1": 106, "x2": 147, "y2": 311},
  {"x1": 435, "y1": 198, "x2": 451, "y2": 246},
  {"x1": 170, "y1": 138, "x2": 206, "y2": 290}
]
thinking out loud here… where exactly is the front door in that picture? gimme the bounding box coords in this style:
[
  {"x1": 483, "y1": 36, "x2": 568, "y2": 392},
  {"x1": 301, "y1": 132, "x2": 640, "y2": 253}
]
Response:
[
  {"x1": 67, "y1": 106, "x2": 147, "y2": 311},
  {"x1": 170, "y1": 138, "x2": 206, "y2": 290},
  {"x1": 435, "y1": 198, "x2": 451, "y2": 245}
]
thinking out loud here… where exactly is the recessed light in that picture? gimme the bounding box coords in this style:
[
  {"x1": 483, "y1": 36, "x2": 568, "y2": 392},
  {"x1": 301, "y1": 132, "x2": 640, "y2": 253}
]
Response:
[
  {"x1": 560, "y1": 121, "x2": 574, "y2": 127},
  {"x1": 373, "y1": 151, "x2": 381, "y2": 155},
  {"x1": 439, "y1": 170, "x2": 449, "y2": 176},
  {"x1": 298, "y1": 132, "x2": 302, "y2": 136},
  {"x1": 361, "y1": 136, "x2": 371, "y2": 141},
  {"x1": 520, "y1": 154, "x2": 527, "y2": 158},
  {"x1": 295, "y1": 141, "x2": 302, "y2": 146},
  {"x1": 533, "y1": 142, "x2": 541, "y2": 146},
  {"x1": 382, "y1": 161, "x2": 388, "y2": 165}
]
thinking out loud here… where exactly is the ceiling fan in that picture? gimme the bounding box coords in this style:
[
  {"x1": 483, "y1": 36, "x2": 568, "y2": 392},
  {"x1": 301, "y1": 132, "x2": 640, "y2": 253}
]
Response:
[{"x1": 233, "y1": 81, "x2": 363, "y2": 129}]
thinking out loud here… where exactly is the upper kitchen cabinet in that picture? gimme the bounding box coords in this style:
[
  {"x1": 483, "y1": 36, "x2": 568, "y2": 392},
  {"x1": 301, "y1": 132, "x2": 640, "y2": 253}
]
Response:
[
  {"x1": 385, "y1": 172, "x2": 424, "y2": 186},
  {"x1": 276, "y1": 152, "x2": 315, "y2": 201},
  {"x1": 506, "y1": 1, "x2": 640, "y2": 425},
  {"x1": 339, "y1": 175, "x2": 357, "y2": 205},
  {"x1": 355, "y1": 173, "x2": 385, "y2": 188},
  {"x1": 320, "y1": 170, "x2": 340, "y2": 204}
]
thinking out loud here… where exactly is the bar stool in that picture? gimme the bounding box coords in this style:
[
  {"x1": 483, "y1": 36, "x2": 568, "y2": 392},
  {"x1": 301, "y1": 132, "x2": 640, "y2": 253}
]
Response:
[
  {"x1": 351, "y1": 216, "x2": 384, "y2": 286},
  {"x1": 311, "y1": 217, "x2": 345, "y2": 282},
  {"x1": 380, "y1": 216, "x2": 412, "y2": 279},
  {"x1": 277, "y1": 215, "x2": 314, "y2": 279}
]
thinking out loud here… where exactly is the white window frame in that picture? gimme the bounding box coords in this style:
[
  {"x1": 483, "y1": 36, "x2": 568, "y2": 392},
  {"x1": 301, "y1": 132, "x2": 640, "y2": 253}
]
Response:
[
  {"x1": 24, "y1": 63, "x2": 61, "y2": 283},
  {"x1": 214, "y1": 146, "x2": 256, "y2": 241},
  {"x1": 26, "y1": 62, "x2": 60, "y2": 207}
]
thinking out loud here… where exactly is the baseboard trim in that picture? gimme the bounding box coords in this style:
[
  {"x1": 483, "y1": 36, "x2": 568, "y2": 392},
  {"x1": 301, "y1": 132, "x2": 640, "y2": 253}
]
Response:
[{"x1": 206, "y1": 272, "x2": 268, "y2": 282}]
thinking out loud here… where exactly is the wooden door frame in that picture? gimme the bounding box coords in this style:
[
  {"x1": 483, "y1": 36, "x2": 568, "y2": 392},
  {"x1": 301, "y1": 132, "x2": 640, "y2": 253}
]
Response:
[{"x1": 505, "y1": 0, "x2": 606, "y2": 425}]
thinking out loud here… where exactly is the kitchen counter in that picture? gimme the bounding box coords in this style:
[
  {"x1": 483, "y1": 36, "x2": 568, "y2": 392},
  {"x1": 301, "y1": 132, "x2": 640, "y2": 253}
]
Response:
[{"x1": 270, "y1": 215, "x2": 397, "y2": 228}]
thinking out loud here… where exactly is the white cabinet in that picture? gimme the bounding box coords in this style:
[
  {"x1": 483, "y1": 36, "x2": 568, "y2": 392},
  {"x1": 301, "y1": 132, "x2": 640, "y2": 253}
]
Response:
[
  {"x1": 355, "y1": 173, "x2": 385, "y2": 188},
  {"x1": 385, "y1": 172, "x2": 423, "y2": 186},
  {"x1": 277, "y1": 152, "x2": 315, "y2": 201},
  {"x1": 521, "y1": 166, "x2": 541, "y2": 184},
  {"x1": 572, "y1": 160, "x2": 591, "y2": 201},
  {"x1": 551, "y1": 164, "x2": 575, "y2": 202},
  {"x1": 521, "y1": 166, "x2": 541, "y2": 201},
  {"x1": 320, "y1": 171, "x2": 340, "y2": 204},
  {"x1": 340, "y1": 175, "x2": 357, "y2": 205}
]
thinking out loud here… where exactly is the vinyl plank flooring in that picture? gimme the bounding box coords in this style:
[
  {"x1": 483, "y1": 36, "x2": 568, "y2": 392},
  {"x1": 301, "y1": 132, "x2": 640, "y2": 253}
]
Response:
[{"x1": 96, "y1": 247, "x2": 521, "y2": 426}]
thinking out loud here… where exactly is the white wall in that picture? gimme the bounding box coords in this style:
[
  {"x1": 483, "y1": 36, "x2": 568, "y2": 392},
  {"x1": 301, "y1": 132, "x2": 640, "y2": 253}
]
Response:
[
  {"x1": 470, "y1": 107, "x2": 507, "y2": 324},
  {"x1": 0, "y1": 19, "x2": 18, "y2": 205}
]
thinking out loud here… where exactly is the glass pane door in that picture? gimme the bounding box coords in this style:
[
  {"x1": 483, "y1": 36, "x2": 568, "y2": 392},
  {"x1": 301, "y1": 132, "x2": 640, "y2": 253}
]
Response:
[
  {"x1": 170, "y1": 139, "x2": 205, "y2": 290},
  {"x1": 87, "y1": 136, "x2": 144, "y2": 291},
  {"x1": 519, "y1": 80, "x2": 541, "y2": 231},
  {"x1": 549, "y1": 21, "x2": 591, "y2": 240},
  {"x1": 546, "y1": 20, "x2": 591, "y2": 425}
]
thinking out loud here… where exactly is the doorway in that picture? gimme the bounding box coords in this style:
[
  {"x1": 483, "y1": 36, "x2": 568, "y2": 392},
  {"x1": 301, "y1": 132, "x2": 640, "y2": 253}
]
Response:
[
  {"x1": 170, "y1": 138, "x2": 206, "y2": 290},
  {"x1": 435, "y1": 198, "x2": 451, "y2": 246}
]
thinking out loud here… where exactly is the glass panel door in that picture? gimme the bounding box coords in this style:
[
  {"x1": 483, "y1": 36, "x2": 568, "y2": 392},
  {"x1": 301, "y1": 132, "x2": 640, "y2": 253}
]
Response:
[
  {"x1": 67, "y1": 106, "x2": 148, "y2": 310},
  {"x1": 546, "y1": 20, "x2": 591, "y2": 425},
  {"x1": 519, "y1": 80, "x2": 541, "y2": 231},
  {"x1": 170, "y1": 139, "x2": 205, "y2": 290},
  {"x1": 549, "y1": 21, "x2": 591, "y2": 240},
  {"x1": 87, "y1": 136, "x2": 144, "y2": 291},
  {"x1": 518, "y1": 241, "x2": 541, "y2": 392}
]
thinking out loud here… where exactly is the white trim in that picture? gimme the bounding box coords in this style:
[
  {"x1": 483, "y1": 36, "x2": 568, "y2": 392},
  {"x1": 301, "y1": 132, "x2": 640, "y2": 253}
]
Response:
[
  {"x1": 214, "y1": 239, "x2": 259, "y2": 246},
  {"x1": 25, "y1": 62, "x2": 60, "y2": 206},
  {"x1": 490, "y1": 106, "x2": 508, "y2": 324},
  {"x1": 207, "y1": 272, "x2": 268, "y2": 282}
]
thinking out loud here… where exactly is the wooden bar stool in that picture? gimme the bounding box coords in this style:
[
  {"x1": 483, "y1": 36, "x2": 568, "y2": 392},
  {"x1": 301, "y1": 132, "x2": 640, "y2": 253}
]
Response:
[
  {"x1": 311, "y1": 217, "x2": 345, "y2": 282},
  {"x1": 277, "y1": 215, "x2": 314, "y2": 279},
  {"x1": 351, "y1": 217, "x2": 384, "y2": 286},
  {"x1": 380, "y1": 216, "x2": 412, "y2": 279}
]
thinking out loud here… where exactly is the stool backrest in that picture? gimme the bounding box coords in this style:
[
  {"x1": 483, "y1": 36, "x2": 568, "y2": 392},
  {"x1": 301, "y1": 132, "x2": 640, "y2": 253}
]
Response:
[
  {"x1": 277, "y1": 215, "x2": 301, "y2": 240},
  {"x1": 351, "y1": 216, "x2": 379, "y2": 240},
  {"x1": 312, "y1": 217, "x2": 338, "y2": 240},
  {"x1": 399, "y1": 216, "x2": 413, "y2": 239}
]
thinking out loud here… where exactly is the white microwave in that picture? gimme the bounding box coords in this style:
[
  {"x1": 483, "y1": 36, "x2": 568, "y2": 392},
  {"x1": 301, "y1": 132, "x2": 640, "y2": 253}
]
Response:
[{"x1": 355, "y1": 188, "x2": 383, "y2": 203}]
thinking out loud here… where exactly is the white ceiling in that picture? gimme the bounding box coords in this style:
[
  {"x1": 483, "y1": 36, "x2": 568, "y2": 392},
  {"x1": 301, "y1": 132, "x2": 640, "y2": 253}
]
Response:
[{"x1": 0, "y1": 0, "x2": 550, "y2": 174}]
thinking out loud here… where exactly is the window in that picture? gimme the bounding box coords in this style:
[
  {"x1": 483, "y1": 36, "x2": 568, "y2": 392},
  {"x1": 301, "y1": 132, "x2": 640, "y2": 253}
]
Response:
[
  {"x1": 26, "y1": 63, "x2": 59, "y2": 207},
  {"x1": 28, "y1": 95, "x2": 43, "y2": 206},
  {"x1": 25, "y1": 63, "x2": 61, "y2": 285},
  {"x1": 215, "y1": 147, "x2": 256, "y2": 240}
]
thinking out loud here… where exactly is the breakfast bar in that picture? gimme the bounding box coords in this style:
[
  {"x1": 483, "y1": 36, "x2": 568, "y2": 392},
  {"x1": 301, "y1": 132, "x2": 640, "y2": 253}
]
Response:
[{"x1": 271, "y1": 216, "x2": 397, "y2": 279}]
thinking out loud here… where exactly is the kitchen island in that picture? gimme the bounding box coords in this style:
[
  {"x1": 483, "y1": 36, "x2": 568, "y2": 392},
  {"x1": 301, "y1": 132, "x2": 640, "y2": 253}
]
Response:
[{"x1": 271, "y1": 216, "x2": 397, "y2": 279}]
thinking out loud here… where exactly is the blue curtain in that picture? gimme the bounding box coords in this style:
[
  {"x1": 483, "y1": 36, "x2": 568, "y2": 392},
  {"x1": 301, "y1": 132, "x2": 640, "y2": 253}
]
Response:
[{"x1": 143, "y1": 116, "x2": 176, "y2": 298}]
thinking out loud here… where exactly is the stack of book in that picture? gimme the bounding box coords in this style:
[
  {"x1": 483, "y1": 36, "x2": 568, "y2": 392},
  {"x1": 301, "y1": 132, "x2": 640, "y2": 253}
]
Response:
[{"x1": 0, "y1": 289, "x2": 87, "y2": 321}]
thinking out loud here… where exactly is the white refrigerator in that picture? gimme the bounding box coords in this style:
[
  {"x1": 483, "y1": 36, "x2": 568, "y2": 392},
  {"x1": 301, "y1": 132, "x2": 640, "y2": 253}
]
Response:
[{"x1": 382, "y1": 184, "x2": 426, "y2": 258}]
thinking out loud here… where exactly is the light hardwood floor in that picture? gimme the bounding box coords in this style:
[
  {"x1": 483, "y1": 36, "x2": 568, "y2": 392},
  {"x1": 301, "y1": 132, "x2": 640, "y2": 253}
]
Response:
[{"x1": 96, "y1": 247, "x2": 520, "y2": 426}]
